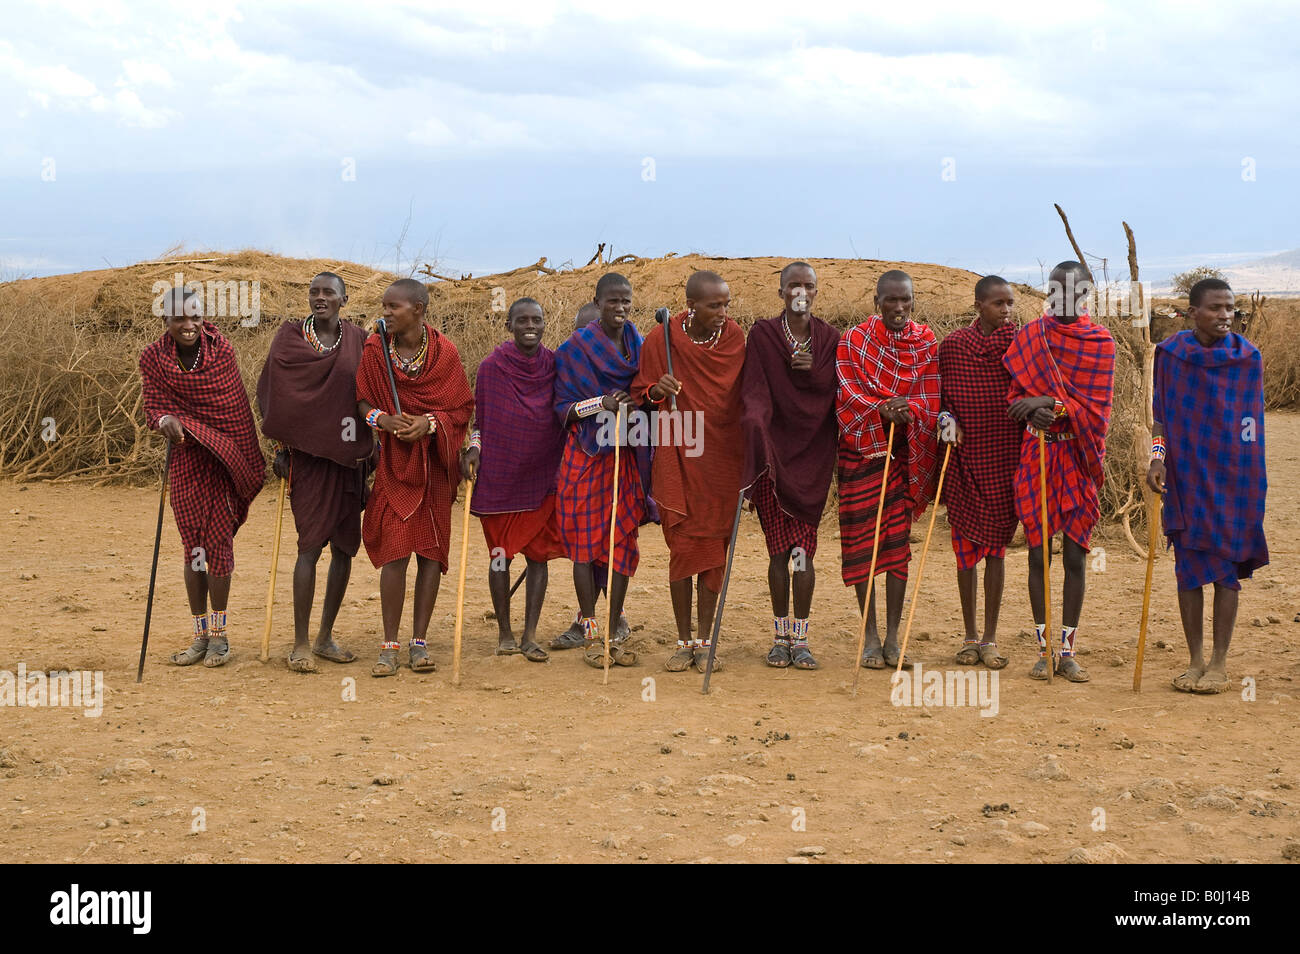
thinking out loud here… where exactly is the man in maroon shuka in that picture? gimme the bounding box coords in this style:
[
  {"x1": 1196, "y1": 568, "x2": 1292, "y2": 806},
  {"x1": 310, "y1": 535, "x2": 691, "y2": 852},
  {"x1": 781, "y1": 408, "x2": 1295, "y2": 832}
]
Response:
[
  {"x1": 741, "y1": 261, "x2": 840, "y2": 671},
  {"x1": 139, "y1": 287, "x2": 265, "y2": 669},
  {"x1": 936, "y1": 275, "x2": 1023, "y2": 670},
  {"x1": 257, "y1": 272, "x2": 373, "y2": 672}
]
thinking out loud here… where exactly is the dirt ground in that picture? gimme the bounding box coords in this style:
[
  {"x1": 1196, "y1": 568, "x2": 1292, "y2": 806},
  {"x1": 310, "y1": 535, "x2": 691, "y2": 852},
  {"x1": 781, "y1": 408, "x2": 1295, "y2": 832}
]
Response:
[{"x1": 2, "y1": 416, "x2": 1297, "y2": 865}]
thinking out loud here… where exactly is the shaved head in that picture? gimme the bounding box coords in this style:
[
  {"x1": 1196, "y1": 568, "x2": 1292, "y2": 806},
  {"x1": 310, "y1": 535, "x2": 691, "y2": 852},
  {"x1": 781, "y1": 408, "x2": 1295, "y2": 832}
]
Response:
[
  {"x1": 685, "y1": 269, "x2": 726, "y2": 301},
  {"x1": 575, "y1": 302, "x2": 601, "y2": 329},
  {"x1": 387, "y1": 278, "x2": 429, "y2": 310},
  {"x1": 595, "y1": 272, "x2": 631, "y2": 301},
  {"x1": 1050, "y1": 260, "x2": 1090, "y2": 288},
  {"x1": 780, "y1": 261, "x2": 815, "y2": 286},
  {"x1": 876, "y1": 269, "x2": 912, "y2": 295}
]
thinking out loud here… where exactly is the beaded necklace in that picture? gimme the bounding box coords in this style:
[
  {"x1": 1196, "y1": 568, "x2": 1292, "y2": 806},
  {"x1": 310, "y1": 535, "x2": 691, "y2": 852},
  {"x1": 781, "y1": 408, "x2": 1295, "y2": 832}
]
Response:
[
  {"x1": 389, "y1": 324, "x2": 428, "y2": 376},
  {"x1": 781, "y1": 314, "x2": 812, "y2": 354},
  {"x1": 175, "y1": 338, "x2": 203, "y2": 373},
  {"x1": 304, "y1": 316, "x2": 342, "y2": 354},
  {"x1": 682, "y1": 317, "x2": 722, "y2": 349}
]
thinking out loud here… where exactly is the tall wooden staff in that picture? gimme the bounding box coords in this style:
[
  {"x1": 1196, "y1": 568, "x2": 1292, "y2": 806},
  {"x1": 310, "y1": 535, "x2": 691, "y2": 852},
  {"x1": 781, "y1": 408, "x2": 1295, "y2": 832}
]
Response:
[
  {"x1": 260, "y1": 475, "x2": 288, "y2": 661},
  {"x1": 851, "y1": 421, "x2": 896, "y2": 698},
  {"x1": 895, "y1": 443, "x2": 952, "y2": 674},
  {"x1": 451, "y1": 477, "x2": 475, "y2": 686},
  {"x1": 603, "y1": 403, "x2": 624, "y2": 685},
  {"x1": 1039, "y1": 431, "x2": 1054, "y2": 683},
  {"x1": 1133, "y1": 490, "x2": 1160, "y2": 691},
  {"x1": 136, "y1": 443, "x2": 173, "y2": 683}
]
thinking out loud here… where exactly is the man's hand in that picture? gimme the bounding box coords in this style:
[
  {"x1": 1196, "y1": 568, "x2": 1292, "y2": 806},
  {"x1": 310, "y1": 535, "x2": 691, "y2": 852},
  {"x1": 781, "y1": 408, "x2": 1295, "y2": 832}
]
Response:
[
  {"x1": 879, "y1": 397, "x2": 913, "y2": 427},
  {"x1": 461, "y1": 446, "x2": 481, "y2": 482},
  {"x1": 272, "y1": 449, "x2": 291, "y2": 480},
  {"x1": 649, "y1": 374, "x2": 682, "y2": 403},
  {"x1": 602, "y1": 390, "x2": 631, "y2": 411},
  {"x1": 1028, "y1": 405, "x2": 1056, "y2": 430},
  {"x1": 790, "y1": 351, "x2": 813, "y2": 372},
  {"x1": 158, "y1": 415, "x2": 185, "y2": 444},
  {"x1": 393, "y1": 413, "x2": 431, "y2": 442},
  {"x1": 938, "y1": 421, "x2": 964, "y2": 445},
  {"x1": 1008, "y1": 395, "x2": 1054, "y2": 423},
  {"x1": 1146, "y1": 459, "x2": 1166, "y2": 494}
]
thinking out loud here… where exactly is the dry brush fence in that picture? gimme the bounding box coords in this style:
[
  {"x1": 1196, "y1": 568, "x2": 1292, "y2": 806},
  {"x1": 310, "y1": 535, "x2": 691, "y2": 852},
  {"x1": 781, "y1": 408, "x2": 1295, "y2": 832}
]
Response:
[{"x1": 1, "y1": 250, "x2": 1293, "y2": 539}]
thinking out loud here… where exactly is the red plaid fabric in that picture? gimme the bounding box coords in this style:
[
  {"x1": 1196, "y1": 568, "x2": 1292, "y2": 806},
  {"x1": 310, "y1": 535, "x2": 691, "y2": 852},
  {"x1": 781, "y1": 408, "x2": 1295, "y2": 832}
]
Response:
[
  {"x1": 140, "y1": 323, "x2": 265, "y2": 575},
  {"x1": 171, "y1": 442, "x2": 238, "y2": 574},
  {"x1": 555, "y1": 431, "x2": 645, "y2": 576},
  {"x1": 752, "y1": 473, "x2": 818, "y2": 559},
  {"x1": 950, "y1": 526, "x2": 1006, "y2": 571},
  {"x1": 838, "y1": 447, "x2": 911, "y2": 584},
  {"x1": 1012, "y1": 437, "x2": 1098, "y2": 549},
  {"x1": 1004, "y1": 314, "x2": 1114, "y2": 551},
  {"x1": 937, "y1": 320, "x2": 1021, "y2": 548},
  {"x1": 480, "y1": 494, "x2": 566, "y2": 563},
  {"x1": 836, "y1": 315, "x2": 940, "y2": 519}
]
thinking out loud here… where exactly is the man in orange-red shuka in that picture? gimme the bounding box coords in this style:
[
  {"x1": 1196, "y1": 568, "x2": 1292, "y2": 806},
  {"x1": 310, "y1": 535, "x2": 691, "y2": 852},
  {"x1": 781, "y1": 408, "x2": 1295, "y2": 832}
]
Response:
[
  {"x1": 356, "y1": 279, "x2": 474, "y2": 677},
  {"x1": 633, "y1": 270, "x2": 745, "y2": 674}
]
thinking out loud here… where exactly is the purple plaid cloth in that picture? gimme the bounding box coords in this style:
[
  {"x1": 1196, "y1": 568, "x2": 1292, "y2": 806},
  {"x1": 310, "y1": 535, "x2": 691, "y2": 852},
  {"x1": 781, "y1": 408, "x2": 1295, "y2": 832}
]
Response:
[
  {"x1": 1154, "y1": 330, "x2": 1268, "y2": 583},
  {"x1": 471, "y1": 340, "x2": 564, "y2": 515}
]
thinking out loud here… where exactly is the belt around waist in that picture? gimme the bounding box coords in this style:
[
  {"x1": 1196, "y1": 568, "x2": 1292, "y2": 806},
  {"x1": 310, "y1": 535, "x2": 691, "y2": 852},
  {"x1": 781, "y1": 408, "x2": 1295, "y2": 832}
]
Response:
[{"x1": 1027, "y1": 427, "x2": 1075, "y2": 444}]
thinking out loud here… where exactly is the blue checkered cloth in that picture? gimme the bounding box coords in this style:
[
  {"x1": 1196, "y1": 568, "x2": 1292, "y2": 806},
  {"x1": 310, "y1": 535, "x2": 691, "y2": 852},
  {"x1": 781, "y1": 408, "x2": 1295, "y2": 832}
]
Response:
[{"x1": 1153, "y1": 330, "x2": 1268, "y2": 589}]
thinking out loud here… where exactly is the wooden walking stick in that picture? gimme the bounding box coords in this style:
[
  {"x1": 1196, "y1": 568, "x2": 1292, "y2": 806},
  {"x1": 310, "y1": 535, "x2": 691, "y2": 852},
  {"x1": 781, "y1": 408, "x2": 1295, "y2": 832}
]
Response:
[
  {"x1": 136, "y1": 443, "x2": 173, "y2": 683},
  {"x1": 1039, "y1": 431, "x2": 1054, "y2": 683},
  {"x1": 603, "y1": 403, "x2": 624, "y2": 685},
  {"x1": 260, "y1": 475, "x2": 288, "y2": 661},
  {"x1": 851, "y1": 421, "x2": 897, "y2": 698},
  {"x1": 1133, "y1": 490, "x2": 1160, "y2": 691},
  {"x1": 452, "y1": 477, "x2": 475, "y2": 687},
  {"x1": 895, "y1": 442, "x2": 952, "y2": 675},
  {"x1": 701, "y1": 489, "x2": 746, "y2": 694}
]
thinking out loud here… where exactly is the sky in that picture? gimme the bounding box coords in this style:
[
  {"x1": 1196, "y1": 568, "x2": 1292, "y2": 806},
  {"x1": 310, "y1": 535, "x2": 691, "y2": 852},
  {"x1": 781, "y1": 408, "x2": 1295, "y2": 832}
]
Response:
[{"x1": 2, "y1": 0, "x2": 1297, "y2": 286}]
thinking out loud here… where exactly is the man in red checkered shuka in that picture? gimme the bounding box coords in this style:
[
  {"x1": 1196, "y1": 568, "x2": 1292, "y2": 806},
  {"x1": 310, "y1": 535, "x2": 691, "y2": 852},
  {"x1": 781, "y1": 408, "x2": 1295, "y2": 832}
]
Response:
[
  {"x1": 1004, "y1": 261, "x2": 1115, "y2": 683},
  {"x1": 936, "y1": 276, "x2": 1024, "y2": 672},
  {"x1": 139, "y1": 287, "x2": 266, "y2": 669}
]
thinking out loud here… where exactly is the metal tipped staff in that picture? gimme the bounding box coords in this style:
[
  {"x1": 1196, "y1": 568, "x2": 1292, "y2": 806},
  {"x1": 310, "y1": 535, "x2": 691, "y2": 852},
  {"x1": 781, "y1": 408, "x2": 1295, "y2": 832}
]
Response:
[
  {"x1": 851, "y1": 421, "x2": 896, "y2": 698},
  {"x1": 701, "y1": 489, "x2": 746, "y2": 694},
  {"x1": 374, "y1": 318, "x2": 403, "y2": 416},
  {"x1": 137, "y1": 443, "x2": 173, "y2": 683},
  {"x1": 895, "y1": 442, "x2": 952, "y2": 675},
  {"x1": 654, "y1": 307, "x2": 677, "y2": 411}
]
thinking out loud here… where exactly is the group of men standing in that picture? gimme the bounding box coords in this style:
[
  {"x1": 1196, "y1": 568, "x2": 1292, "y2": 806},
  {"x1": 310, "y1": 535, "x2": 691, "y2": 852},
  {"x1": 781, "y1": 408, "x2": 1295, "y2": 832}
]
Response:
[{"x1": 138, "y1": 260, "x2": 1268, "y2": 694}]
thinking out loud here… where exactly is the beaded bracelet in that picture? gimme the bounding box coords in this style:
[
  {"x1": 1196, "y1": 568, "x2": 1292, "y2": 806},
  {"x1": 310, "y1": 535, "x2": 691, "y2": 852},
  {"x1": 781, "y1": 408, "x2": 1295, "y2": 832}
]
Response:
[
  {"x1": 1150, "y1": 435, "x2": 1166, "y2": 461},
  {"x1": 365, "y1": 408, "x2": 382, "y2": 428},
  {"x1": 425, "y1": 413, "x2": 438, "y2": 435},
  {"x1": 467, "y1": 430, "x2": 482, "y2": 451},
  {"x1": 575, "y1": 396, "x2": 604, "y2": 418},
  {"x1": 1053, "y1": 398, "x2": 1067, "y2": 417}
]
